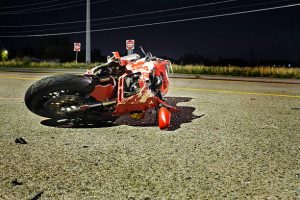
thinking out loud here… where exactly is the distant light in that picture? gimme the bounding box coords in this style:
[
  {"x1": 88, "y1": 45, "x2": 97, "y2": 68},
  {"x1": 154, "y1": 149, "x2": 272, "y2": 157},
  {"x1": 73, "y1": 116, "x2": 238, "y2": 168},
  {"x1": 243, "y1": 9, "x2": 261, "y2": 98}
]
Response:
[
  {"x1": 3, "y1": 50, "x2": 8, "y2": 56},
  {"x1": 1, "y1": 49, "x2": 8, "y2": 61}
]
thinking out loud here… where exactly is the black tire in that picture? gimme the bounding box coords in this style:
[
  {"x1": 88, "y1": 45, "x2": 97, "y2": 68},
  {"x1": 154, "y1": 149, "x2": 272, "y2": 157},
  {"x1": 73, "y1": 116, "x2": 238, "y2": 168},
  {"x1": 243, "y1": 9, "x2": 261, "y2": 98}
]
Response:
[{"x1": 25, "y1": 74, "x2": 95, "y2": 119}]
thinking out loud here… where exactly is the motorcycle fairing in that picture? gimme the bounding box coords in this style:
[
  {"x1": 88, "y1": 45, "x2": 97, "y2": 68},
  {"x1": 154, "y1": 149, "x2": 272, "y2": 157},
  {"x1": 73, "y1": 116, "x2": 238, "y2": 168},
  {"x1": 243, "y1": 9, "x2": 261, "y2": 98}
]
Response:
[
  {"x1": 89, "y1": 76, "x2": 116, "y2": 101},
  {"x1": 89, "y1": 84, "x2": 115, "y2": 102}
]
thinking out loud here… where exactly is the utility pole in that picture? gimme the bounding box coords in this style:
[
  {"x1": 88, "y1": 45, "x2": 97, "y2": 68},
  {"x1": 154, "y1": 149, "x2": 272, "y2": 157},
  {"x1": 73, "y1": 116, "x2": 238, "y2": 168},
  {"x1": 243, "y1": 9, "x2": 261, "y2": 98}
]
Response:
[{"x1": 86, "y1": 0, "x2": 91, "y2": 63}]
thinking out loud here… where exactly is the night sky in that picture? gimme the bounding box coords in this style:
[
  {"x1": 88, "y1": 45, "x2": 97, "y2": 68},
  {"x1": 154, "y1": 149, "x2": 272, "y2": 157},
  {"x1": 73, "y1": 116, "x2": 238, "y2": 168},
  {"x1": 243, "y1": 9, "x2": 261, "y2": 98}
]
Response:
[{"x1": 0, "y1": 0, "x2": 300, "y2": 61}]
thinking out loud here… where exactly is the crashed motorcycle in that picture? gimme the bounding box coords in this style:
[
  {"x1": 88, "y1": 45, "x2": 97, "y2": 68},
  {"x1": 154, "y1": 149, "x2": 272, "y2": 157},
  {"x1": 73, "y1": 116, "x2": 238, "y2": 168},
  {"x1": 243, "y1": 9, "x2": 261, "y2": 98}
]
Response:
[{"x1": 24, "y1": 49, "x2": 177, "y2": 129}]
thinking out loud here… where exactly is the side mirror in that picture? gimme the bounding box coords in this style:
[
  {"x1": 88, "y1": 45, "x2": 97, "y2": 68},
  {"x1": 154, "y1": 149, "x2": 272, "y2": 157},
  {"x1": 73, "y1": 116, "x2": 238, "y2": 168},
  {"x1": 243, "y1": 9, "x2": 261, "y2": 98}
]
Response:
[{"x1": 107, "y1": 56, "x2": 111, "y2": 62}]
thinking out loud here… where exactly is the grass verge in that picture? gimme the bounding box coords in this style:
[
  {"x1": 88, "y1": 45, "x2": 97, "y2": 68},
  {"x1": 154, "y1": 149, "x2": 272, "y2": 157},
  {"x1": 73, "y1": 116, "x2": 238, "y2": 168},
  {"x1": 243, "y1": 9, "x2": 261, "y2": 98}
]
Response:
[
  {"x1": 0, "y1": 60, "x2": 97, "y2": 69},
  {"x1": 0, "y1": 61, "x2": 299, "y2": 79},
  {"x1": 172, "y1": 64, "x2": 300, "y2": 79}
]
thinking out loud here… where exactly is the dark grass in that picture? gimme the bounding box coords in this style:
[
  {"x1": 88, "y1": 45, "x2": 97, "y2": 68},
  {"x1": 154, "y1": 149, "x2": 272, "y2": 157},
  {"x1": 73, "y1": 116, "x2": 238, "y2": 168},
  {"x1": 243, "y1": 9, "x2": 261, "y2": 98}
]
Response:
[{"x1": 1, "y1": 61, "x2": 299, "y2": 79}]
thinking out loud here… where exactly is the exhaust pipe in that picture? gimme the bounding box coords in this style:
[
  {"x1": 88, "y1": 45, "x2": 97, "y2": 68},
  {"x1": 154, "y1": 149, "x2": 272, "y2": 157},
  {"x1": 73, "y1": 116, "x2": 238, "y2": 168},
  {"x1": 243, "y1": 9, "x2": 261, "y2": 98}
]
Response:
[{"x1": 79, "y1": 100, "x2": 117, "y2": 111}]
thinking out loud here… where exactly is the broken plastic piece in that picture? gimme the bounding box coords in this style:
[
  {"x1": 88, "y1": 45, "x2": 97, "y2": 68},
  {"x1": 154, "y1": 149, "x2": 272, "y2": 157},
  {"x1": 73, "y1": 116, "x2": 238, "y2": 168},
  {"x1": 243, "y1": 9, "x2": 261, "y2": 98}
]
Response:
[{"x1": 158, "y1": 107, "x2": 171, "y2": 130}]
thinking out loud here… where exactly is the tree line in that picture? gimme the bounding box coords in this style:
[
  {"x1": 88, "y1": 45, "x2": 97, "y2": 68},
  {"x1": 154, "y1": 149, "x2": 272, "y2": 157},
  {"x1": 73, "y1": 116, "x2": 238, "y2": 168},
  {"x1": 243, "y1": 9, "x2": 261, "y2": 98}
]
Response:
[{"x1": 2, "y1": 36, "x2": 299, "y2": 67}]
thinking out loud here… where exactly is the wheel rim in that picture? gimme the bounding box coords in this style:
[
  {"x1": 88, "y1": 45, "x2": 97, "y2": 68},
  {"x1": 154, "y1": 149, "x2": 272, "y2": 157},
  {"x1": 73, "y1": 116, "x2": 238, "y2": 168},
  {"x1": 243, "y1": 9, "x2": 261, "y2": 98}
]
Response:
[{"x1": 44, "y1": 95, "x2": 83, "y2": 116}]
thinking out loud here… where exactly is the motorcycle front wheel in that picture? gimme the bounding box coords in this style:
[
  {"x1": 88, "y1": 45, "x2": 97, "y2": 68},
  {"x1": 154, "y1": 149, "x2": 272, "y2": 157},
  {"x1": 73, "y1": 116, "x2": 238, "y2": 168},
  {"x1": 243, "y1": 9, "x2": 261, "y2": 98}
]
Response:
[{"x1": 25, "y1": 74, "x2": 95, "y2": 119}]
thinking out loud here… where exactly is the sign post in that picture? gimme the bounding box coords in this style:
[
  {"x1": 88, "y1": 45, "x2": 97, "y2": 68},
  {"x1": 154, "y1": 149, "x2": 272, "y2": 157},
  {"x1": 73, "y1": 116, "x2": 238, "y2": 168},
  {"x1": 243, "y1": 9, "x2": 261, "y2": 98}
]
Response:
[
  {"x1": 126, "y1": 40, "x2": 135, "y2": 55},
  {"x1": 74, "y1": 43, "x2": 81, "y2": 63}
]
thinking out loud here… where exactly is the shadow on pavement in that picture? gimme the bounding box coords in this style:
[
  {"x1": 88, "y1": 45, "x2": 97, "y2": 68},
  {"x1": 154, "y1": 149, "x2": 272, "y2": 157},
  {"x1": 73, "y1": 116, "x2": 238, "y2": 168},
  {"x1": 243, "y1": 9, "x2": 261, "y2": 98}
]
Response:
[
  {"x1": 41, "y1": 97, "x2": 203, "y2": 131},
  {"x1": 116, "y1": 97, "x2": 203, "y2": 131},
  {"x1": 40, "y1": 118, "x2": 116, "y2": 129}
]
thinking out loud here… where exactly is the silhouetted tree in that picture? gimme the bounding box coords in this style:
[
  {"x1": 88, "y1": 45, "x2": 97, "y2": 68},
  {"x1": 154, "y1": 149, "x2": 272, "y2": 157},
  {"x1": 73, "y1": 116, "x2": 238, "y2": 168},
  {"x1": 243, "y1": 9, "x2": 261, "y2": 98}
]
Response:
[
  {"x1": 179, "y1": 53, "x2": 205, "y2": 65},
  {"x1": 92, "y1": 49, "x2": 106, "y2": 62},
  {"x1": 34, "y1": 36, "x2": 73, "y2": 62}
]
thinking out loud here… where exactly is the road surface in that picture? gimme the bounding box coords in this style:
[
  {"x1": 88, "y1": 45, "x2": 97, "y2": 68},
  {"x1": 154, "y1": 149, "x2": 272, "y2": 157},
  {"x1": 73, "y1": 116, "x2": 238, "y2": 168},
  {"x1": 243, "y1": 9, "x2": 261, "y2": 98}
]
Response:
[{"x1": 0, "y1": 70, "x2": 299, "y2": 199}]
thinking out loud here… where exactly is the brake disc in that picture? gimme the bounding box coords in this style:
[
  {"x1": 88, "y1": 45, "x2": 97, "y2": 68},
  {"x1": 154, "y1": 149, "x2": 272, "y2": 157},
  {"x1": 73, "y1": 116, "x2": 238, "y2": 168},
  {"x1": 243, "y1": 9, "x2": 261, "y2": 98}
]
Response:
[{"x1": 44, "y1": 95, "x2": 83, "y2": 115}]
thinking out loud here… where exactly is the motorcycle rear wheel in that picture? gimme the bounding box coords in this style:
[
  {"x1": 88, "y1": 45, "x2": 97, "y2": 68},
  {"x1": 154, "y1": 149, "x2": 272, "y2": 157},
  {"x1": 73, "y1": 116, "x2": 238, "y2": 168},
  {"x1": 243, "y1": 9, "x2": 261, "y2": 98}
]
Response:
[{"x1": 25, "y1": 74, "x2": 95, "y2": 119}]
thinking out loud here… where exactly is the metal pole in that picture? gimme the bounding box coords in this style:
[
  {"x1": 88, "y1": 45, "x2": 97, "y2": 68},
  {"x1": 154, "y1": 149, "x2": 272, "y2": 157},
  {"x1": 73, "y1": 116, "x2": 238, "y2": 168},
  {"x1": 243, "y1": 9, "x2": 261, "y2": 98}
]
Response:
[
  {"x1": 127, "y1": 49, "x2": 133, "y2": 55},
  {"x1": 86, "y1": 0, "x2": 91, "y2": 63},
  {"x1": 75, "y1": 51, "x2": 78, "y2": 64}
]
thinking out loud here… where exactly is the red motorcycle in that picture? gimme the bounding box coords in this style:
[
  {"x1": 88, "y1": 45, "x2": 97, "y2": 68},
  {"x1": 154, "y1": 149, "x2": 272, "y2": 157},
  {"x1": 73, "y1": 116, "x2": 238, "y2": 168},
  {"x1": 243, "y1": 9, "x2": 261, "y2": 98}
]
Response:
[{"x1": 25, "y1": 49, "x2": 177, "y2": 129}]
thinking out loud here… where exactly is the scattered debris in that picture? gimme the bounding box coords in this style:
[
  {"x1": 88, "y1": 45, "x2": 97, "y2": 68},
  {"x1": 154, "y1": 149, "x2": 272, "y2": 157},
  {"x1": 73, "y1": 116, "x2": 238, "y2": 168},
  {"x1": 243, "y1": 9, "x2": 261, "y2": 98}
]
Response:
[
  {"x1": 291, "y1": 108, "x2": 300, "y2": 110},
  {"x1": 15, "y1": 138, "x2": 27, "y2": 144},
  {"x1": 30, "y1": 191, "x2": 44, "y2": 200},
  {"x1": 11, "y1": 179, "x2": 22, "y2": 186}
]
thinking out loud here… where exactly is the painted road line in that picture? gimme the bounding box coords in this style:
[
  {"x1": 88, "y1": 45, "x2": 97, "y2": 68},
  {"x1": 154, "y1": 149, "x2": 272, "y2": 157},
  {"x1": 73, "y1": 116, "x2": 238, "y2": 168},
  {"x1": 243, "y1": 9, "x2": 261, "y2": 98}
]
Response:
[
  {"x1": 171, "y1": 76, "x2": 300, "y2": 84},
  {"x1": 172, "y1": 87, "x2": 300, "y2": 99},
  {"x1": 0, "y1": 76, "x2": 299, "y2": 99},
  {"x1": 0, "y1": 97, "x2": 22, "y2": 100},
  {"x1": 0, "y1": 76, "x2": 39, "y2": 80}
]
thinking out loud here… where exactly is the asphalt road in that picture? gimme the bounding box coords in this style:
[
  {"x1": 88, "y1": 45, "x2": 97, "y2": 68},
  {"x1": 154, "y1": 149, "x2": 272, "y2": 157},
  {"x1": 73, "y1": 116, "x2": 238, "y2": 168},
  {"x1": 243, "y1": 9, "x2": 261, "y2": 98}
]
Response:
[{"x1": 0, "y1": 70, "x2": 299, "y2": 199}]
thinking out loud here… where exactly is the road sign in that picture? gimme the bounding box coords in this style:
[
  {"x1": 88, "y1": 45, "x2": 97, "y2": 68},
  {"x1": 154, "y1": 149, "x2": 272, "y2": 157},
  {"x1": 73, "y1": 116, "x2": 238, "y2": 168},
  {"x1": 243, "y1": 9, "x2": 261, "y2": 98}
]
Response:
[
  {"x1": 74, "y1": 43, "x2": 81, "y2": 52},
  {"x1": 126, "y1": 40, "x2": 135, "y2": 50},
  {"x1": 74, "y1": 42, "x2": 81, "y2": 63}
]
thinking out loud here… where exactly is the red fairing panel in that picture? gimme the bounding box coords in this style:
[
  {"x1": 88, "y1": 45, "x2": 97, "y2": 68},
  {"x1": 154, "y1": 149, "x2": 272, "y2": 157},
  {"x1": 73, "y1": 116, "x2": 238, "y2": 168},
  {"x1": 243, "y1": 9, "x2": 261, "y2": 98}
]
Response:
[{"x1": 89, "y1": 84, "x2": 115, "y2": 102}]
